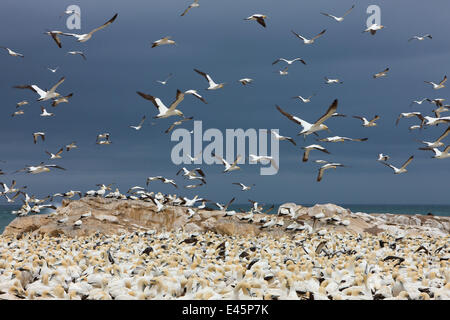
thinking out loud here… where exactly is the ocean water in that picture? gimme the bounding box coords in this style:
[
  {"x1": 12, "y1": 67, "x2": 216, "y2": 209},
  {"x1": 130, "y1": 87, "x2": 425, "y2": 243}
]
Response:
[{"x1": 1, "y1": 204, "x2": 450, "y2": 234}]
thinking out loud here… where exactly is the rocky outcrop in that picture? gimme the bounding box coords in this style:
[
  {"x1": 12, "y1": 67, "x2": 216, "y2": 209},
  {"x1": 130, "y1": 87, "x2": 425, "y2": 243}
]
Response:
[{"x1": 2, "y1": 198, "x2": 449, "y2": 238}]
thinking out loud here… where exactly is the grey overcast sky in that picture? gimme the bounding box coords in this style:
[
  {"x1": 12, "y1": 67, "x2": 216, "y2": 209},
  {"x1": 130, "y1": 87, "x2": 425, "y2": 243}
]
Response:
[{"x1": 0, "y1": 0, "x2": 449, "y2": 205}]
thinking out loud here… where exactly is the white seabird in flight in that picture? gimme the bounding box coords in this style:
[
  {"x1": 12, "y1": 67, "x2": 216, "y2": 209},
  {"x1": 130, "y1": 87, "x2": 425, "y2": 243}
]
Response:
[
  {"x1": 212, "y1": 153, "x2": 241, "y2": 173},
  {"x1": 324, "y1": 77, "x2": 343, "y2": 84},
  {"x1": 48, "y1": 67, "x2": 59, "y2": 73},
  {"x1": 272, "y1": 58, "x2": 306, "y2": 66},
  {"x1": 194, "y1": 69, "x2": 225, "y2": 90},
  {"x1": 373, "y1": 67, "x2": 390, "y2": 79},
  {"x1": 62, "y1": 13, "x2": 118, "y2": 42},
  {"x1": 353, "y1": 115, "x2": 380, "y2": 127},
  {"x1": 380, "y1": 155, "x2": 414, "y2": 174},
  {"x1": 181, "y1": 0, "x2": 200, "y2": 16},
  {"x1": 276, "y1": 99, "x2": 338, "y2": 137},
  {"x1": 317, "y1": 163, "x2": 345, "y2": 182},
  {"x1": 276, "y1": 67, "x2": 289, "y2": 76},
  {"x1": 417, "y1": 115, "x2": 450, "y2": 126},
  {"x1": 424, "y1": 75, "x2": 447, "y2": 90},
  {"x1": 410, "y1": 98, "x2": 427, "y2": 106},
  {"x1": 137, "y1": 90, "x2": 185, "y2": 118},
  {"x1": 0, "y1": 47, "x2": 24, "y2": 57},
  {"x1": 395, "y1": 112, "x2": 422, "y2": 126},
  {"x1": 232, "y1": 182, "x2": 254, "y2": 191},
  {"x1": 270, "y1": 130, "x2": 296, "y2": 146},
  {"x1": 291, "y1": 29, "x2": 326, "y2": 44},
  {"x1": 302, "y1": 144, "x2": 330, "y2": 162},
  {"x1": 249, "y1": 154, "x2": 279, "y2": 170},
  {"x1": 15, "y1": 163, "x2": 66, "y2": 174},
  {"x1": 156, "y1": 73, "x2": 172, "y2": 85},
  {"x1": 67, "y1": 51, "x2": 86, "y2": 60},
  {"x1": 320, "y1": 4, "x2": 355, "y2": 22},
  {"x1": 151, "y1": 36, "x2": 176, "y2": 48},
  {"x1": 40, "y1": 107, "x2": 54, "y2": 117},
  {"x1": 184, "y1": 89, "x2": 207, "y2": 104},
  {"x1": 129, "y1": 115, "x2": 146, "y2": 130},
  {"x1": 14, "y1": 77, "x2": 65, "y2": 101},
  {"x1": 51, "y1": 93, "x2": 73, "y2": 107},
  {"x1": 318, "y1": 136, "x2": 368, "y2": 143},
  {"x1": 238, "y1": 78, "x2": 253, "y2": 86},
  {"x1": 66, "y1": 142, "x2": 77, "y2": 151},
  {"x1": 33, "y1": 132, "x2": 45, "y2": 144},
  {"x1": 244, "y1": 14, "x2": 268, "y2": 28},
  {"x1": 292, "y1": 94, "x2": 315, "y2": 103},
  {"x1": 377, "y1": 154, "x2": 390, "y2": 162},
  {"x1": 408, "y1": 34, "x2": 432, "y2": 42},
  {"x1": 165, "y1": 117, "x2": 193, "y2": 134},
  {"x1": 421, "y1": 146, "x2": 450, "y2": 159},
  {"x1": 363, "y1": 23, "x2": 385, "y2": 35},
  {"x1": 416, "y1": 126, "x2": 450, "y2": 149},
  {"x1": 45, "y1": 148, "x2": 64, "y2": 159}
]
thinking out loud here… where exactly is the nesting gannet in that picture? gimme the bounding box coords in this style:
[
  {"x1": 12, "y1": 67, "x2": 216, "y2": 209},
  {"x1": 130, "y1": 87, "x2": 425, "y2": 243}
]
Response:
[
  {"x1": 408, "y1": 34, "x2": 432, "y2": 42},
  {"x1": 44, "y1": 31, "x2": 64, "y2": 48},
  {"x1": 15, "y1": 163, "x2": 66, "y2": 174},
  {"x1": 62, "y1": 13, "x2": 118, "y2": 42},
  {"x1": 373, "y1": 68, "x2": 390, "y2": 79},
  {"x1": 276, "y1": 99, "x2": 338, "y2": 137},
  {"x1": 33, "y1": 132, "x2": 45, "y2": 144},
  {"x1": 291, "y1": 29, "x2": 326, "y2": 44},
  {"x1": 129, "y1": 116, "x2": 146, "y2": 130},
  {"x1": 65, "y1": 142, "x2": 77, "y2": 151},
  {"x1": 302, "y1": 145, "x2": 330, "y2": 162},
  {"x1": 184, "y1": 90, "x2": 207, "y2": 104},
  {"x1": 272, "y1": 58, "x2": 306, "y2": 66},
  {"x1": 73, "y1": 220, "x2": 82, "y2": 228},
  {"x1": 424, "y1": 75, "x2": 447, "y2": 90},
  {"x1": 151, "y1": 36, "x2": 176, "y2": 48},
  {"x1": 51, "y1": 93, "x2": 73, "y2": 107},
  {"x1": 320, "y1": 5, "x2": 355, "y2": 22},
  {"x1": 137, "y1": 90, "x2": 185, "y2": 118},
  {"x1": 395, "y1": 112, "x2": 422, "y2": 126},
  {"x1": 318, "y1": 136, "x2": 367, "y2": 143},
  {"x1": 380, "y1": 155, "x2": 414, "y2": 174},
  {"x1": 45, "y1": 148, "x2": 63, "y2": 159},
  {"x1": 270, "y1": 130, "x2": 296, "y2": 146},
  {"x1": 249, "y1": 154, "x2": 279, "y2": 170},
  {"x1": 232, "y1": 183, "x2": 254, "y2": 191},
  {"x1": 40, "y1": 107, "x2": 54, "y2": 117},
  {"x1": 238, "y1": 78, "x2": 253, "y2": 86},
  {"x1": 244, "y1": 14, "x2": 268, "y2": 28},
  {"x1": 324, "y1": 77, "x2": 343, "y2": 84},
  {"x1": 181, "y1": 0, "x2": 200, "y2": 16},
  {"x1": 212, "y1": 153, "x2": 241, "y2": 173},
  {"x1": 363, "y1": 24, "x2": 385, "y2": 35},
  {"x1": 292, "y1": 94, "x2": 314, "y2": 103},
  {"x1": 165, "y1": 117, "x2": 194, "y2": 134},
  {"x1": 317, "y1": 163, "x2": 345, "y2": 182},
  {"x1": 14, "y1": 77, "x2": 65, "y2": 101},
  {"x1": 47, "y1": 67, "x2": 59, "y2": 73},
  {"x1": 194, "y1": 69, "x2": 225, "y2": 90},
  {"x1": 353, "y1": 115, "x2": 380, "y2": 127},
  {"x1": 377, "y1": 154, "x2": 389, "y2": 162},
  {"x1": 67, "y1": 51, "x2": 86, "y2": 60},
  {"x1": 416, "y1": 127, "x2": 450, "y2": 150},
  {"x1": 156, "y1": 73, "x2": 172, "y2": 85},
  {"x1": 0, "y1": 47, "x2": 24, "y2": 57}
]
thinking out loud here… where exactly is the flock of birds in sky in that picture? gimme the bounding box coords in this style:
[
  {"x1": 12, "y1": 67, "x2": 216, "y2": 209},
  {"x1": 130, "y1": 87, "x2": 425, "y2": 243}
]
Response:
[{"x1": 1, "y1": 2, "x2": 450, "y2": 217}]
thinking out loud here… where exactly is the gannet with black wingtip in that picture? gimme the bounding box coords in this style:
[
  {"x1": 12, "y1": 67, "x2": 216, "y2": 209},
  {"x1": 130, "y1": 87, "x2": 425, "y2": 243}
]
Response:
[
  {"x1": 276, "y1": 99, "x2": 338, "y2": 137},
  {"x1": 33, "y1": 132, "x2": 45, "y2": 144},
  {"x1": 416, "y1": 126, "x2": 450, "y2": 149},
  {"x1": 302, "y1": 145, "x2": 330, "y2": 162},
  {"x1": 15, "y1": 163, "x2": 66, "y2": 174},
  {"x1": 67, "y1": 51, "x2": 86, "y2": 60},
  {"x1": 291, "y1": 29, "x2": 326, "y2": 44},
  {"x1": 11, "y1": 110, "x2": 24, "y2": 117},
  {"x1": 410, "y1": 98, "x2": 427, "y2": 106},
  {"x1": 194, "y1": 69, "x2": 225, "y2": 90},
  {"x1": 151, "y1": 36, "x2": 176, "y2": 48},
  {"x1": 249, "y1": 155, "x2": 279, "y2": 170},
  {"x1": 61, "y1": 13, "x2": 117, "y2": 42},
  {"x1": 395, "y1": 112, "x2": 422, "y2": 126},
  {"x1": 353, "y1": 115, "x2": 380, "y2": 127},
  {"x1": 377, "y1": 154, "x2": 389, "y2": 162},
  {"x1": 424, "y1": 75, "x2": 447, "y2": 90},
  {"x1": 129, "y1": 116, "x2": 146, "y2": 130},
  {"x1": 48, "y1": 67, "x2": 59, "y2": 73},
  {"x1": 363, "y1": 24, "x2": 385, "y2": 35},
  {"x1": 184, "y1": 89, "x2": 207, "y2": 104},
  {"x1": 0, "y1": 47, "x2": 24, "y2": 57},
  {"x1": 232, "y1": 183, "x2": 254, "y2": 191},
  {"x1": 156, "y1": 73, "x2": 172, "y2": 85},
  {"x1": 181, "y1": 0, "x2": 200, "y2": 16},
  {"x1": 244, "y1": 14, "x2": 268, "y2": 28},
  {"x1": 422, "y1": 146, "x2": 450, "y2": 159},
  {"x1": 320, "y1": 4, "x2": 355, "y2": 22},
  {"x1": 44, "y1": 31, "x2": 64, "y2": 48},
  {"x1": 325, "y1": 77, "x2": 343, "y2": 84},
  {"x1": 270, "y1": 130, "x2": 296, "y2": 146},
  {"x1": 176, "y1": 167, "x2": 205, "y2": 183},
  {"x1": 380, "y1": 155, "x2": 414, "y2": 174},
  {"x1": 136, "y1": 89, "x2": 185, "y2": 119},
  {"x1": 185, "y1": 151, "x2": 202, "y2": 163},
  {"x1": 318, "y1": 136, "x2": 368, "y2": 143},
  {"x1": 40, "y1": 107, "x2": 54, "y2": 117},
  {"x1": 165, "y1": 117, "x2": 194, "y2": 134},
  {"x1": 373, "y1": 67, "x2": 390, "y2": 79},
  {"x1": 272, "y1": 58, "x2": 306, "y2": 66},
  {"x1": 51, "y1": 93, "x2": 73, "y2": 107},
  {"x1": 317, "y1": 163, "x2": 345, "y2": 182},
  {"x1": 238, "y1": 78, "x2": 253, "y2": 86},
  {"x1": 16, "y1": 100, "x2": 28, "y2": 108},
  {"x1": 433, "y1": 106, "x2": 449, "y2": 118},
  {"x1": 45, "y1": 148, "x2": 63, "y2": 159},
  {"x1": 409, "y1": 34, "x2": 432, "y2": 41},
  {"x1": 276, "y1": 67, "x2": 289, "y2": 76},
  {"x1": 65, "y1": 142, "x2": 77, "y2": 151},
  {"x1": 292, "y1": 94, "x2": 314, "y2": 103},
  {"x1": 417, "y1": 115, "x2": 450, "y2": 126},
  {"x1": 14, "y1": 77, "x2": 65, "y2": 101},
  {"x1": 212, "y1": 153, "x2": 241, "y2": 173}
]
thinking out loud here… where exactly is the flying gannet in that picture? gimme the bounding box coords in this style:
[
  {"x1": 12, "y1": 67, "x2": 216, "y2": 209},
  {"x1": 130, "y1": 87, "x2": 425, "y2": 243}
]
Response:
[
  {"x1": 152, "y1": 36, "x2": 176, "y2": 48},
  {"x1": 292, "y1": 94, "x2": 315, "y2": 103},
  {"x1": 14, "y1": 77, "x2": 65, "y2": 101},
  {"x1": 380, "y1": 155, "x2": 414, "y2": 174},
  {"x1": 129, "y1": 116, "x2": 146, "y2": 130},
  {"x1": 184, "y1": 89, "x2": 207, "y2": 104},
  {"x1": 232, "y1": 183, "x2": 254, "y2": 191},
  {"x1": 324, "y1": 77, "x2": 343, "y2": 84},
  {"x1": 317, "y1": 136, "x2": 368, "y2": 143},
  {"x1": 180, "y1": 0, "x2": 200, "y2": 16},
  {"x1": 212, "y1": 153, "x2": 241, "y2": 173},
  {"x1": 244, "y1": 14, "x2": 268, "y2": 28},
  {"x1": 317, "y1": 163, "x2": 345, "y2": 182},
  {"x1": 194, "y1": 69, "x2": 225, "y2": 90},
  {"x1": 156, "y1": 73, "x2": 172, "y2": 85},
  {"x1": 40, "y1": 107, "x2": 54, "y2": 117},
  {"x1": 377, "y1": 154, "x2": 390, "y2": 161},
  {"x1": 44, "y1": 31, "x2": 64, "y2": 48},
  {"x1": 272, "y1": 58, "x2": 306, "y2": 66},
  {"x1": 416, "y1": 126, "x2": 450, "y2": 149},
  {"x1": 373, "y1": 67, "x2": 390, "y2": 79},
  {"x1": 51, "y1": 93, "x2": 73, "y2": 107},
  {"x1": 165, "y1": 117, "x2": 193, "y2": 133},
  {"x1": 270, "y1": 130, "x2": 296, "y2": 146},
  {"x1": 62, "y1": 13, "x2": 118, "y2": 42},
  {"x1": 45, "y1": 148, "x2": 64, "y2": 159},
  {"x1": 408, "y1": 34, "x2": 432, "y2": 42},
  {"x1": 136, "y1": 90, "x2": 185, "y2": 118},
  {"x1": 33, "y1": 132, "x2": 45, "y2": 144},
  {"x1": 238, "y1": 78, "x2": 253, "y2": 86},
  {"x1": 353, "y1": 115, "x2": 380, "y2": 127},
  {"x1": 395, "y1": 112, "x2": 422, "y2": 126},
  {"x1": 249, "y1": 155, "x2": 279, "y2": 170},
  {"x1": 67, "y1": 51, "x2": 86, "y2": 60},
  {"x1": 0, "y1": 47, "x2": 24, "y2": 57},
  {"x1": 424, "y1": 75, "x2": 447, "y2": 90},
  {"x1": 363, "y1": 24, "x2": 385, "y2": 35},
  {"x1": 291, "y1": 29, "x2": 326, "y2": 44},
  {"x1": 48, "y1": 67, "x2": 59, "y2": 73},
  {"x1": 320, "y1": 4, "x2": 355, "y2": 22},
  {"x1": 421, "y1": 146, "x2": 450, "y2": 159},
  {"x1": 15, "y1": 163, "x2": 66, "y2": 174},
  {"x1": 302, "y1": 144, "x2": 330, "y2": 162},
  {"x1": 65, "y1": 142, "x2": 77, "y2": 151}
]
